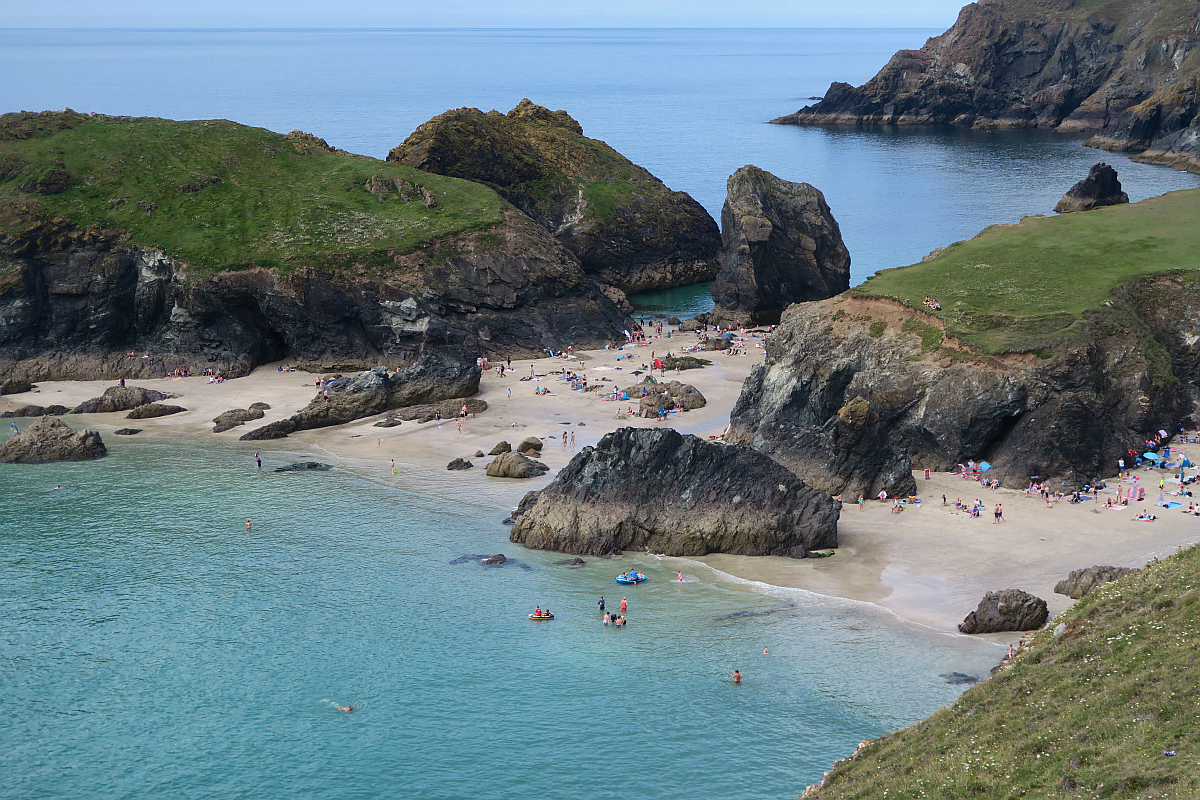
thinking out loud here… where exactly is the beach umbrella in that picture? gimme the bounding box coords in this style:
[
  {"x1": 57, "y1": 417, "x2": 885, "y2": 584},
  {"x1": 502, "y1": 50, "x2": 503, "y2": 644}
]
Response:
[
  {"x1": 1144, "y1": 452, "x2": 1160, "y2": 461},
  {"x1": 979, "y1": 461, "x2": 992, "y2": 472}
]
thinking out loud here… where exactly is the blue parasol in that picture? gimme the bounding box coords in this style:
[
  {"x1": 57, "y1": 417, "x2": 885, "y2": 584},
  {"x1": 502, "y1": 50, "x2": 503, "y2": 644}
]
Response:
[{"x1": 1143, "y1": 452, "x2": 1160, "y2": 460}]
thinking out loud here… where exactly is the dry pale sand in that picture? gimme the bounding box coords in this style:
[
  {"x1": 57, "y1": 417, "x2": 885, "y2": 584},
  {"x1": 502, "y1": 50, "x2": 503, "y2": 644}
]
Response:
[{"x1": 9, "y1": 334, "x2": 1198, "y2": 644}]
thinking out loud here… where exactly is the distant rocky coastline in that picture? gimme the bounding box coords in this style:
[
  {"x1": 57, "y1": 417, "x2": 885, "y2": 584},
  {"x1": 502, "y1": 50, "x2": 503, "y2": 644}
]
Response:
[{"x1": 773, "y1": 0, "x2": 1200, "y2": 173}]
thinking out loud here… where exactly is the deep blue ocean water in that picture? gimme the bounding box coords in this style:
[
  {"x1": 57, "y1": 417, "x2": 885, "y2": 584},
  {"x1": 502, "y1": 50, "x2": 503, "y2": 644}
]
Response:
[{"x1": 1, "y1": 28, "x2": 1197, "y2": 799}]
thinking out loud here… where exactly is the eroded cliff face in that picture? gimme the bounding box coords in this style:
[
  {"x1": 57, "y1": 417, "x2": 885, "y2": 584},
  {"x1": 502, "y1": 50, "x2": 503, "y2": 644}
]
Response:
[
  {"x1": 709, "y1": 166, "x2": 850, "y2": 326},
  {"x1": 388, "y1": 99, "x2": 721, "y2": 292},
  {"x1": 774, "y1": 0, "x2": 1200, "y2": 172},
  {"x1": 729, "y1": 282, "x2": 1200, "y2": 495},
  {"x1": 0, "y1": 205, "x2": 628, "y2": 380}
]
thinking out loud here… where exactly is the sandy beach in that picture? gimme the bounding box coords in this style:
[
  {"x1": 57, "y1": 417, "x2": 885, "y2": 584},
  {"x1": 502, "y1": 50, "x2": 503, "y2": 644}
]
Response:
[{"x1": 8, "y1": 333, "x2": 1199, "y2": 643}]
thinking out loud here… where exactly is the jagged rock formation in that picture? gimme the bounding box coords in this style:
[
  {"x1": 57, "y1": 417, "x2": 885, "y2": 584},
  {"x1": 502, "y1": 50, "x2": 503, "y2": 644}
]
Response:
[
  {"x1": 959, "y1": 589, "x2": 1049, "y2": 634},
  {"x1": 113, "y1": 427, "x2": 140, "y2": 435},
  {"x1": 773, "y1": 0, "x2": 1200, "y2": 173},
  {"x1": 516, "y1": 436, "x2": 544, "y2": 454},
  {"x1": 1054, "y1": 565, "x2": 1137, "y2": 599},
  {"x1": 488, "y1": 440, "x2": 512, "y2": 455},
  {"x1": 447, "y1": 457, "x2": 473, "y2": 470},
  {"x1": 71, "y1": 386, "x2": 177, "y2": 414},
  {"x1": 728, "y1": 278, "x2": 1200, "y2": 493},
  {"x1": 0, "y1": 112, "x2": 631, "y2": 383},
  {"x1": 239, "y1": 346, "x2": 480, "y2": 439},
  {"x1": 510, "y1": 427, "x2": 840, "y2": 557},
  {"x1": 1054, "y1": 163, "x2": 1129, "y2": 213},
  {"x1": 388, "y1": 397, "x2": 487, "y2": 423},
  {"x1": 708, "y1": 166, "x2": 850, "y2": 326},
  {"x1": 0, "y1": 415, "x2": 106, "y2": 463},
  {"x1": 485, "y1": 451, "x2": 549, "y2": 478},
  {"x1": 388, "y1": 99, "x2": 721, "y2": 292},
  {"x1": 1, "y1": 377, "x2": 31, "y2": 394}
]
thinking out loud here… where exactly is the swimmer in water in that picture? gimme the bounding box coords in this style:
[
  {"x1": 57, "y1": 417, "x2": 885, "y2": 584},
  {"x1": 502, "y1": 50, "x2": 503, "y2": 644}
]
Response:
[
  {"x1": 333, "y1": 703, "x2": 353, "y2": 713},
  {"x1": 54, "y1": 485, "x2": 61, "y2": 490},
  {"x1": 246, "y1": 520, "x2": 252, "y2": 532},
  {"x1": 677, "y1": 572, "x2": 683, "y2": 582},
  {"x1": 732, "y1": 670, "x2": 742, "y2": 684},
  {"x1": 763, "y1": 647, "x2": 769, "y2": 655}
]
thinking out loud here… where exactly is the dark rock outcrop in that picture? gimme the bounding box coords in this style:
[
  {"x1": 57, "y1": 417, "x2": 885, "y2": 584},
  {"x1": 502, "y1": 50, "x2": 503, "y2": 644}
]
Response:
[
  {"x1": 959, "y1": 589, "x2": 1049, "y2": 634},
  {"x1": 489, "y1": 440, "x2": 512, "y2": 455},
  {"x1": 481, "y1": 553, "x2": 508, "y2": 565},
  {"x1": 510, "y1": 427, "x2": 840, "y2": 557},
  {"x1": 485, "y1": 451, "x2": 549, "y2": 479},
  {"x1": 729, "y1": 282, "x2": 1200, "y2": 493},
  {"x1": 2, "y1": 403, "x2": 68, "y2": 417},
  {"x1": 516, "y1": 436, "x2": 544, "y2": 454},
  {"x1": 1054, "y1": 565, "x2": 1137, "y2": 599},
  {"x1": 447, "y1": 457, "x2": 473, "y2": 470},
  {"x1": 0, "y1": 415, "x2": 106, "y2": 463},
  {"x1": 1054, "y1": 163, "x2": 1129, "y2": 213},
  {"x1": 1, "y1": 377, "x2": 32, "y2": 394},
  {"x1": 709, "y1": 166, "x2": 850, "y2": 326},
  {"x1": 773, "y1": 0, "x2": 1200, "y2": 173},
  {"x1": 273, "y1": 461, "x2": 331, "y2": 472},
  {"x1": 239, "y1": 347, "x2": 480, "y2": 439},
  {"x1": 125, "y1": 403, "x2": 186, "y2": 419},
  {"x1": 71, "y1": 386, "x2": 177, "y2": 414},
  {"x1": 388, "y1": 99, "x2": 721, "y2": 292},
  {"x1": 113, "y1": 427, "x2": 140, "y2": 435},
  {"x1": 212, "y1": 407, "x2": 266, "y2": 433}
]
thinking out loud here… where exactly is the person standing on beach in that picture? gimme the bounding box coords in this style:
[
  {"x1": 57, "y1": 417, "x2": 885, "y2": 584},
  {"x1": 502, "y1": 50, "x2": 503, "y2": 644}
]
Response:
[
  {"x1": 858, "y1": 495, "x2": 865, "y2": 511},
  {"x1": 994, "y1": 503, "x2": 1004, "y2": 523}
]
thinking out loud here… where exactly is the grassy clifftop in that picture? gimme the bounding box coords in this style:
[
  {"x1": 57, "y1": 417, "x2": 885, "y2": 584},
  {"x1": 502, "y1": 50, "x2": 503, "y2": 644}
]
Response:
[
  {"x1": 806, "y1": 543, "x2": 1200, "y2": 799},
  {"x1": 0, "y1": 110, "x2": 507, "y2": 277},
  {"x1": 854, "y1": 189, "x2": 1200, "y2": 353}
]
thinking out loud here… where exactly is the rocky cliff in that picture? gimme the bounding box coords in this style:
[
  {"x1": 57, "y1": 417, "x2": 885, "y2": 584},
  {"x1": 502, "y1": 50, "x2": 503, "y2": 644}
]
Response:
[
  {"x1": 773, "y1": 0, "x2": 1200, "y2": 173},
  {"x1": 709, "y1": 166, "x2": 850, "y2": 326},
  {"x1": 388, "y1": 99, "x2": 721, "y2": 292},
  {"x1": 729, "y1": 281, "x2": 1199, "y2": 495},
  {"x1": 1054, "y1": 162, "x2": 1129, "y2": 213},
  {"x1": 0, "y1": 112, "x2": 631, "y2": 382},
  {"x1": 509, "y1": 427, "x2": 840, "y2": 558}
]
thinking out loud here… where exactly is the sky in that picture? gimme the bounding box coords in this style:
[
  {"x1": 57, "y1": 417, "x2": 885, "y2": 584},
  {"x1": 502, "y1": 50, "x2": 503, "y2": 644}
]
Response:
[{"x1": 3, "y1": 0, "x2": 971, "y2": 29}]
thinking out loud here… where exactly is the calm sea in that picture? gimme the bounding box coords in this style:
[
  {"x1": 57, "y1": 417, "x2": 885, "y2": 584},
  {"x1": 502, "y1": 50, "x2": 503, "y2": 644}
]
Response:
[{"x1": 1, "y1": 28, "x2": 1193, "y2": 799}]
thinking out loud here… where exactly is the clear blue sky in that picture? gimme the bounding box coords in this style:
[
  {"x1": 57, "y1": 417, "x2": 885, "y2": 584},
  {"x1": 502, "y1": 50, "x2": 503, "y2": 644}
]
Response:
[{"x1": 5, "y1": 0, "x2": 970, "y2": 29}]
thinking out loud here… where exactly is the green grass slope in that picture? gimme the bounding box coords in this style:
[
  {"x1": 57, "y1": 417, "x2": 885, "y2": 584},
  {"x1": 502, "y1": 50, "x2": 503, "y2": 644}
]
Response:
[
  {"x1": 853, "y1": 189, "x2": 1200, "y2": 353},
  {"x1": 0, "y1": 110, "x2": 506, "y2": 277},
  {"x1": 807, "y1": 544, "x2": 1200, "y2": 799}
]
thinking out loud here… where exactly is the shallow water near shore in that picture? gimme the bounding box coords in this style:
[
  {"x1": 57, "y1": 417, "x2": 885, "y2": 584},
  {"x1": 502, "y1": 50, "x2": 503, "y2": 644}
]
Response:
[{"x1": 1, "y1": 433, "x2": 999, "y2": 799}]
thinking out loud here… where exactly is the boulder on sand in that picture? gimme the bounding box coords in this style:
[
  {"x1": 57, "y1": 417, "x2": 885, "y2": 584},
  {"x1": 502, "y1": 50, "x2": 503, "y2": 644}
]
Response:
[
  {"x1": 517, "y1": 436, "x2": 544, "y2": 454},
  {"x1": 0, "y1": 415, "x2": 106, "y2": 463},
  {"x1": 1, "y1": 377, "x2": 33, "y2": 394},
  {"x1": 510, "y1": 427, "x2": 840, "y2": 557},
  {"x1": 71, "y1": 386, "x2": 177, "y2": 414},
  {"x1": 1054, "y1": 565, "x2": 1136, "y2": 599},
  {"x1": 626, "y1": 380, "x2": 706, "y2": 413},
  {"x1": 958, "y1": 589, "x2": 1049, "y2": 634},
  {"x1": 489, "y1": 440, "x2": 512, "y2": 455},
  {"x1": 486, "y1": 451, "x2": 549, "y2": 478},
  {"x1": 126, "y1": 403, "x2": 186, "y2": 419},
  {"x1": 447, "y1": 457, "x2": 473, "y2": 470},
  {"x1": 212, "y1": 407, "x2": 266, "y2": 432}
]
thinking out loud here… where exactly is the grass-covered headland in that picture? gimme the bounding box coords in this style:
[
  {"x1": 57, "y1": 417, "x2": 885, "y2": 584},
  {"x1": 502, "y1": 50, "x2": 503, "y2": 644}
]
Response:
[
  {"x1": 854, "y1": 189, "x2": 1200, "y2": 354},
  {"x1": 0, "y1": 110, "x2": 506, "y2": 277},
  {"x1": 805, "y1": 543, "x2": 1200, "y2": 799}
]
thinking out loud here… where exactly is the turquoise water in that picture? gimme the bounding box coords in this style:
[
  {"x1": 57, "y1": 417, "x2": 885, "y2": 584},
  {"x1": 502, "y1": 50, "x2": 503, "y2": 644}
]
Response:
[{"x1": 1, "y1": 433, "x2": 999, "y2": 799}]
